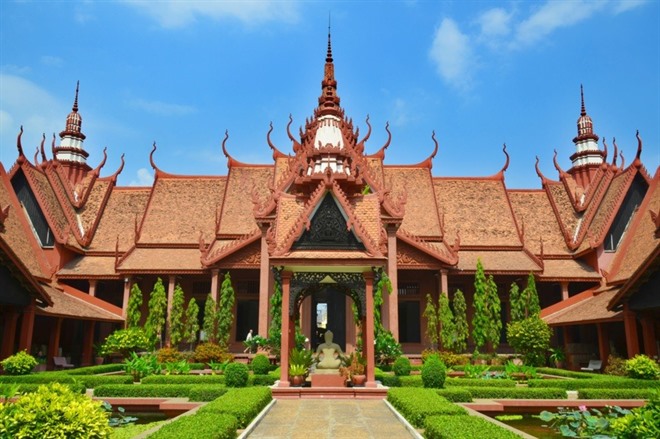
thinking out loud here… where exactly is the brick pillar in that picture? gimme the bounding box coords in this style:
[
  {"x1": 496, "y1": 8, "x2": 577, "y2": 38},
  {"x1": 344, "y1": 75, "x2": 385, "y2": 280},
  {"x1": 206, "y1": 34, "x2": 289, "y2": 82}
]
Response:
[
  {"x1": 640, "y1": 314, "x2": 658, "y2": 358},
  {"x1": 122, "y1": 277, "x2": 132, "y2": 323},
  {"x1": 364, "y1": 270, "x2": 377, "y2": 388},
  {"x1": 386, "y1": 229, "x2": 399, "y2": 340},
  {"x1": 89, "y1": 279, "x2": 97, "y2": 297},
  {"x1": 47, "y1": 317, "x2": 63, "y2": 369},
  {"x1": 18, "y1": 301, "x2": 36, "y2": 352},
  {"x1": 1, "y1": 309, "x2": 19, "y2": 360},
  {"x1": 278, "y1": 271, "x2": 292, "y2": 387},
  {"x1": 165, "y1": 275, "x2": 176, "y2": 346},
  {"x1": 561, "y1": 282, "x2": 569, "y2": 301},
  {"x1": 440, "y1": 269, "x2": 449, "y2": 296},
  {"x1": 258, "y1": 229, "x2": 270, "y2": 338},
  {"x1": 597, "y1": 323, "x2": 610, "y2": 367},
  {"x1": 81, "y1": 321, "x2": 95, "y2": 366},
  {"x1": 210, "y1": 269, "x2": 219, "y2": 302},
  {"x1": 623, "y1": 304, "x2": 640, "y2": 358}
]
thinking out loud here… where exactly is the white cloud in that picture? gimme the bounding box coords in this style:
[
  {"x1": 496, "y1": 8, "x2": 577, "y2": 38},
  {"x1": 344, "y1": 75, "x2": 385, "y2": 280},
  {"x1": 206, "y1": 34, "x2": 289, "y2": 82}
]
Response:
[
  {"x1": 612, "y1": 0, "x2": 648, "y2": 14},
  {"x1": 429, "y1": 18, "x2": 474, "y2": 91},
  {"x1": 128, "y1": 98, "x2": 196, "y2": 116},
  {"x1": 129, "y1": 167, "x2": 153, "y2": 186},
  {"x1": 40, "y1": 56, "x2": 64, "y2": 68},
  {"x1": 121, "y1": 0, "x2": 300, "y2": 29},
  {"x1": 477, "y1": 8, "x2": 512, "y2": 39}
]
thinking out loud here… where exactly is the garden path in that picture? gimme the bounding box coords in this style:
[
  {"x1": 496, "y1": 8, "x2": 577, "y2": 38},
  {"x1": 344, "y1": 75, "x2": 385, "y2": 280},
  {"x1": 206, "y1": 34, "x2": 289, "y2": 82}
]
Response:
[{"x1": 247, "y1": 399, "x2": 416, "y2": 439}]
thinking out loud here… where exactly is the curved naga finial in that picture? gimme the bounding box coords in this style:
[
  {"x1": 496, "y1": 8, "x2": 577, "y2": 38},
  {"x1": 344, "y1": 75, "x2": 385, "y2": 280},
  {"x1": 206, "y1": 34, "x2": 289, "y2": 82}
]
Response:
[
  {"x1": 553, "y1": 149, "x2": 566, "y2": 176},
  {"x1": 358, "y1": 115, "x2": 372, "y2": 146},
  {"x1": 16, "y1": 126, "x2": 25, "y2": 158},
  {"x1": 612, "y1": 137, "x2": 618, "y2": 167},
  {"x1": 149, "y1": 141, "x2": 160, "y2": 172},
  {"x1": 286, "y1": 115, "x2": 302, "y2": 152},
  {"x1": 430, "y1": 131, "x2": 439, "y2": 161},
  {"x1": 92, "y1": 147, "x2": 108, "y2": 175},
  {"x1": 535, "y1": 156, "x2": 548, "y2": 185},
  {"x1": 221, "y1": 130, "x2": 230, "y2": 158},
  {"x1": 51, "y1": 133, "x2": 57, "y2": 159},
  {"x1": 634, "y1": 130, "x2": 642, "y2": 166},
  {"x1": 34, "y1": 146, "x2": 39, "y2": 165},
  {"x1": 109, "y1": 153, "x2": 126, "y2": 182},
  {"x1": 602, "y1": 136, "x2": 608, "y2": 162},
  {"x1": 40, "y1": 133, "x2": 47, "y2": 162},
  {"x1": 496, "y1": 143, "x2": 510, "y2": 177},
  {"x1": 267, "y1": 122, "x2": 287, "y2": 159},
  {"x1": 619, "y1": 150, "x2": 625, "y2": 170}
]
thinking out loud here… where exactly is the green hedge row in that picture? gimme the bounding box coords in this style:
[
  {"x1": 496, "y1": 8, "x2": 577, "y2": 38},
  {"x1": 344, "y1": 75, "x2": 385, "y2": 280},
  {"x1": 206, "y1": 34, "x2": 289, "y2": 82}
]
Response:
[
  {"x1": 0, "y1": 374, "x2": 74, "y2": 384},
  {"x1": 579, "y1": 389, "x2": 656, "y2": 399},
  {"x1": 435, "y1": 388, "x2": 472, "y2": 402},
  {"x1": 424, "y1": 415, "x2": 521, "y2": 439},
  {"x1": 445, "y1": 377, "x2": 516, "y2": 388},
  {"x1": 536, "y1": 367, "x2": 605, "y2": 379},
  {"x1": 251, "y1": 374, "x2": 277, "y2": 386},
  {"x1": 93, "y1": 384, "x2": 227, "y2": 400},
  {"x1": 142, "y1": 374, "x2": 226, "y2": 385},
  {"x1": 149, "y1": 412, "x2": 238, "y2": 439},
  {"x1": 0, "y1": 382, "x2": 85, "y2": 395},
  {"x1": 79, "y1": 375, "x2": 134, "y2": 388},
  {"x1": 397, "y1": 375, "x2": 423, "y2": 387},
  {"x1": 464, "y1": 387, "x2": 566, "y2": 399},
  {"x1": 198, "y1": 387, "x2": 272, "y2": 428},
  {"x1": 528, "y1": 377, "x2": 660, "y2": 390},
  {"x1": 387, "y1": 388, "x2": 466, "y2": 428},
  {"x1": 376, "y1": 373, "x2": 401, "y2": 387},
  {"x1": 66, "y1": 364, "x2": 125, "y2": 375}
]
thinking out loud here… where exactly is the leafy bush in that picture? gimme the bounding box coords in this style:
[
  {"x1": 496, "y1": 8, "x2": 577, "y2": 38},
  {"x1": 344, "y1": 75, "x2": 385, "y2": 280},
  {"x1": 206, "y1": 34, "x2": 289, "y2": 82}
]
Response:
[
  {"x1": 504, "y1": 361, "x2": 537, "y2": 380},
  {"x1": 157, "y1": 347, "x2": 183, "y2": 364},
  {"x1": 506, "y1": 316, "x2": 552, "y2": 366},
  {"x1": 465, "y1": 387, "x2": 566, "y2": 399},
  {"x1": 93, "y1": 384, "x2": 205, "y2": 398},
  {"x1": 424, "y1": 414, "x2": 521, "y2": 439},
  {"x1": 610, "y1": 392, "x2": 660, "y2": 438},
  {"x1": 0, "y1": 382, "x2": 85, "y2": 395},
  {"x1": 187, "y1": 385, "x2": 228, "y2": 401},
  {"x1": 0, "y1": 373, "x2": 75, "y2": 384},
  {"x1": 224, "y1": 362, "x2": 249, "y2": 387},
  {"x1": 100, "y1": 327, "x2": 151, "y2": 357},
  {"x1": 625, "y1": 354, "x2": 660, "y2": 380},
  {"x1": 422, "y1": 355, "x2": 446, "y2": 388},
  {"x1": 579, "y1": 388, "x2": 658, "y2": 399},
  {"x1": 462, "y1": 363, "x2": 490, "y2": 378},
  {"x1": 387, "y1": 388, "x2": 465, "y2": 428},
  {"x1": 250, "y1": 354, "x2": 271, "y2": 375},
  {"x1": 149, "y1": 412, "x2": 238, "y2": 439},
  {"x1": 604, "y1": 355, "x2": 627, "y2": 376},
  {"x1": 199, "y1": 387, "x2": 272, "y2": 428},
  {"x1": 250, "y1": 374, "x2": 277, "y2": 386},
  {"x1": 392, "y1": 356, "x2": 412, "y2": 376},
  {"x1": 289, "y1": 348, "x2": 313, "y2": 368},
  {"x1": 124, "y1": 352, "x2": 161, "y2": 382},
  {"x1": 375, "y1": 330, "x2": 402, "y2": 366},
  {"x1": 0, "y1": 350, "x2": 38, "y2": 375},
  {"x1": 142, "y1": 374, "x2": 225, "y2": 385},
  {"x1": 436, "y1": 388, "x2": 472, "y2": 402},
  {"x1": 163, "y1": 360, "x2": 191, "y2": 375},
  {"x1": 0, "y1": 383, "x2": 112, "y2": 438},
  {"x1": 193, "y1": 342, "x2": 232, "y2": 364}
]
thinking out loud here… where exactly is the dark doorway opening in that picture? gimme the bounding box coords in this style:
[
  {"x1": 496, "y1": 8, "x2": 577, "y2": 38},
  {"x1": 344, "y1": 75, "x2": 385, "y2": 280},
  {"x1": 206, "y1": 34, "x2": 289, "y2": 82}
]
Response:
[
  {"x1": 311, "y1": 287, "x2": 346, "y2": 352},
  {"x1": 236, "y1": 300, "x2": 259, "y2": 342}
]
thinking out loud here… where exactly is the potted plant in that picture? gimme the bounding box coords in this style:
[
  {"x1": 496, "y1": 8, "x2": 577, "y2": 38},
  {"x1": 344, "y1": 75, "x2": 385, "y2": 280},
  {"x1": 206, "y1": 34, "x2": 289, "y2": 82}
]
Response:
[
  {"x1": 340, "y1": 352, "x2": 366, "y2": 386},
  {"x1": 289, "y1": 364, "x2": 306, "y2": 386},
  {"x1": 93, "y1": 343, "x2": 104, "y2": 366},
  {"x1": 548, "y1": 347, "x2": 566, "y2": 369}
]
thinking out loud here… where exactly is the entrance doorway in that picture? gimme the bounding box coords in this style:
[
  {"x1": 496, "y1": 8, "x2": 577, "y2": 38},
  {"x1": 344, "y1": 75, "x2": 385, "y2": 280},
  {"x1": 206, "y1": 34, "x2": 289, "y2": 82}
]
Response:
[{"x1": 311, "y1": 287, "x2": 346, "y2": 352}]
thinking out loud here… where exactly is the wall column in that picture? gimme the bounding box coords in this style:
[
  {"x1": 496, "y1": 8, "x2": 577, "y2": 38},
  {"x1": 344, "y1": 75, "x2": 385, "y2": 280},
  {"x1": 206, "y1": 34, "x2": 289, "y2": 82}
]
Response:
[
  {"x1": 81, "y1": 321, "x2": 95, "y2": 366},
  {"x1": 386, "y1": 228, "x2": 399, "y2": 340},
  {"x1": 596, "y1": 323, "x2": 610, "y2": 367},
  {"x1": 89, "y1": 279, "x2": 97, "y2": 297},
  {"x1": 210, "y1": 269, "x2": 219, "y2": 302},
  {"x1": 278, "y1": 271, "x2": 292, "y2": 387},
  {"x1": 561, "y1": 282, "x2": 569, "y2": 301},
  {"x1": 47, "y1": 317, "x2": 63, "y2": 369},
  {"x1": 623, "y1": 304, "x2": 640, "y2": 358},
  {"x1": 122, "y1": 277, "x2": 132, "y2": 323},
  {"x1": 1, "y1": 309, "x2": 19, "y2": 360},
  {"x1": 18, "y1": 300, "x2": 35, "y2": 352},
  {"x1": 258, "y1": 230, "x2": 270, "y2": 338},
  {"x1": 640, "y1": 314, "x2": 658, "y2": 358},
  {"x1": 440, "y1": 269, "x2": 448, "y2": 295},
  {"x1": 364, "y1": 270, "x2": 377, "y2": 388}
]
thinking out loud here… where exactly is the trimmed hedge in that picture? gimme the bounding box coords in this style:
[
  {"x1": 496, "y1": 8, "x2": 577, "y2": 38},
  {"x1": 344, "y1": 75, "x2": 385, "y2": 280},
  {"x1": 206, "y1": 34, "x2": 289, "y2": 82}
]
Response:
[
  {"x1": 445, "y1": 377, "x2": 516, "y2": 388},
  {"x1": 536, "y1": 367, "x2": 605, "y2": 379},
  {"x1": 424, "y1": 415, "x2": 521, "y2": 439},
  {"x1": 0, "y1": 373, "x2": 75, "y2": 384},
  {"x1": 398, "y1": 375, "x2": 423, "y2": 387},
  {"x1": 250, "y1": 374, "x2": 277, "y2": 386},
  {"x1": 0, "y1": 382, "x2": 85, "y2": 394},
  {"x1": 375, "y1": 373, "x2": 401, "y2": 387},
  {"x1": 528, "y1": 377, "x2": 660, "y2": 390},
  {"x1": 93, "y1": 384, "x2": 205, "y2": 398},
  {"x1": 387, "y1": 388, "x2": 466, "y2": 428},
  {"x1": 142, "y1": 374, "x2": 226, "y2": 384},
  {"x1": 188, "y1": 385, "x2": 228, "y2": 402},
  {"x1": 436, "y1": 388, "x2": 472, "y2": 402},
  {"x1": 65, "y1": 364, "x2": 125, "y2": 375},
  {"x1": 149, "y1": 412, "x2": 238, "y2": 439},
  {"x1": 464, "y1": 387, "x2": 566, "y2": 399},
  {"x1": 79, "y1": 374, "x2": 133, "y2": 388},
  {"x1": 579, "y1": 388, "x2": 656, "y2": 399},
  {"x1": 198, "y1": 387, "x2": 272, "y2": 428}
]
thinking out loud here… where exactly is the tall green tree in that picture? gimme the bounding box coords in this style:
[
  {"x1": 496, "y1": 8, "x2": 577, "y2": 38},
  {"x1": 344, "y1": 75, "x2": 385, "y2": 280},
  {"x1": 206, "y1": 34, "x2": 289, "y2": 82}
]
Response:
[
  {"x1": 168, "y1": 283, "x2": 185, "y2": 347},
  {"x1": 202, "y1": 294, "x2": 217, "y2": 344},
  {"x1": 126, "y1": 283, "x2": 143, "y2": 328},
  {"x1": 423, "y1": 294, "x2": 439, "y2": 350},
  {"x1": 485, "y1": 275, "x2": 502, "y2": 350},
  {"x1": 374, "y1": 271, "x2": 392, "y2": 334},
  {"x1": 521, "y1": 273, "x2": 540, "y2": 318},
  {"x1": 146, "y1": 278, "x2": 167, "y2": 348},
  {"x1": 268, "y1": 271, "x2": 283, "y2": 355},
  {"x1": 472, "y1": 259, "x2": 489, "y2": 351},
  {"x1": 217, "y1": 272, "x2": 235, "y2": 349},
  {"x1": 509, "y1": 282, "x2": 524, "y2": 322},
  {"x1": 183, "y1": 298, "x2": 200, "y2": 350},
  {"x1": 438, "y1": 293, "x2": 456, "y2": 352},
  {"x1": 453, "y1": 289, "x2": 468, "y2": 353}
]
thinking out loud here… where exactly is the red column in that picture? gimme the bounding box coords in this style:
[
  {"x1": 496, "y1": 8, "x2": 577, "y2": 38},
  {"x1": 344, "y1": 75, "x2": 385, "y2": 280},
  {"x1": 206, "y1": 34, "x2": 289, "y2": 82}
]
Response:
[
  {"x1": 18, "y1": 301, "x2": 35, "y2": 353},
  {"x1": 623, "y1": 304, "x2": 640, "y2": 358},
  {"x1": 258, "y1": 230, "x2": 270, "y2": 338},
  {"x1": 47, "y1": 317, "x2": 63, "y2": 369},
  {"x1": 386, "y1": 230, "x2": 399, "y2": 340},
  {"x1": 81, "y1": 321, "x2": 95, "y2": 366},
  {"x1": 364, "y1": 271, "x2": 376, "y2": 388},
  {"x1": 640, "y1": 314, "x2": 658, "y2": 358},
  {"x1": 166, "y1": 275, "x2": 176, "y2": 346},
  {"x1": 0, "y1": 309, "x2": 19, "y2": 360},
  {"x1": 278, "y1": 271, "x2": 292, "y2": 387},
  {"x1": 122, "y1": 277, "x2": 132, "y2": 323},
  {"x1": 89, "y1": 279, "x2": 97, "y2": 297},
  {"x1": 210, "y1": 269, "x2": 219, "y2": 302},
  {"x1": 596, "y1": 323, "x2": 610, "y2": 367}
]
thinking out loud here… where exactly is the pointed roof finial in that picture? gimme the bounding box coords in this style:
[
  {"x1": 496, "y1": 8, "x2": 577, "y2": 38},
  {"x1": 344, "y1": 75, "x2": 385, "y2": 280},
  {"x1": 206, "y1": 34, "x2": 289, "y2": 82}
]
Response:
[
  {"x1": 580, "y1": 83, "x2": 586, "y2": 116},
  {"x1": 73, "y1": 80, "x2": 80, "y2": 113},
  {"x1": 327, "y1": 12, "x2": 333, "y2": 63}
]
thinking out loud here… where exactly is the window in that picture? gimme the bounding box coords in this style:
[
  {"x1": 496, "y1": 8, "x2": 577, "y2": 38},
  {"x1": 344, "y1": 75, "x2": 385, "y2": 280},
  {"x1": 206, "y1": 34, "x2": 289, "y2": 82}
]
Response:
[
  {"x1": 235, "y1": 300, "x2": 259, "y2": 341},
  {"x1": 398, "y1": 282, "x2": 419, "y2": 296},
  {"x1": 236, "y1": 280, "x2": 259, "y2": 295}
]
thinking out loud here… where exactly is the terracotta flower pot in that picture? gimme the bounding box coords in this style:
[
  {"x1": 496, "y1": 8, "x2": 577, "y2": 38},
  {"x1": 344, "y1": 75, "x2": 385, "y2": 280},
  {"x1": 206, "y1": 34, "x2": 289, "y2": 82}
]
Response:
[
  {"x1": 351, "y1": 374, "x2": 366, "y2": 387},
  {"x1": 290, "y1": 375, "x2": 305, "y2": 387}
]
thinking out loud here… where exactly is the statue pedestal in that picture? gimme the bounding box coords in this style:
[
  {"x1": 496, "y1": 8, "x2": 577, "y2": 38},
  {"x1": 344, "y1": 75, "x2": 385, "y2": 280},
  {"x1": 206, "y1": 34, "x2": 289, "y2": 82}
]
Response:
[{"x1": 310, "y1": 371, "x2": 345, "y2": 387}]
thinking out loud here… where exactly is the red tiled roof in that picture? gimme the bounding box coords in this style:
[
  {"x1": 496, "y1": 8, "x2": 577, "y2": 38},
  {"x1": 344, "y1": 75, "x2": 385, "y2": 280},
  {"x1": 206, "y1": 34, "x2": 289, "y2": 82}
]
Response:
[
  {"x1": 20, "y1": 163, "x2": 70, "y2": 243},
  {"x1": 38, "y1": 283, "x2": 123, "y2": 322},
  {"x1": 539, "y1": 259, "x2": 601, "y2": 281},
  {"x1": 58, "y1": 255, "x2": 119, "y2": 279},
  {"x1": 385, "y1": 167, "x2": 441, "y2": 237},
  {"x1": 434, "y1": 178, "x2": 521, "y2": 246},
  {"x1": 77, "y1": 179, "x2": 112, "y2": 238},
  {"x1": 218, "y1": 167, "x2": 274, "y2": 235},
  {"x1": 508, "y1": 190, "x2": 569, "y2": 255},
  {"x1": 117, "y1": 247, "x2": 204, "y2": 272},
  {"x1": 456, "y1": 250, "x2": 540, "y2": 273},
  {"x1": 545, "y1": 181, "x2": 580, "y2": 244},
  {"x1": 543, "y1": 288, "x2": 622, "y2": 325}
]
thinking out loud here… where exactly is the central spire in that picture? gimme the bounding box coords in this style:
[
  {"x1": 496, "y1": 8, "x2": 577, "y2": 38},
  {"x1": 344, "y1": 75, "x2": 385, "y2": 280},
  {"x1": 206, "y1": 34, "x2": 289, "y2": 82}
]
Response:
[{"x1": 317, "y1": 26, "x2": 341, "y2": 116}]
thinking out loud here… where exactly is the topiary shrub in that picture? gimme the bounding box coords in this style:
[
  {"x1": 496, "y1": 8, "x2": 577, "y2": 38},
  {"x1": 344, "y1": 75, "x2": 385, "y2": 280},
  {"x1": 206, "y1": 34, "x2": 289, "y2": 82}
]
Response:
[
  {"x1": 251, "y1": 354, "x2": 271, "y2": 375},
  {"x1": 193, "y1": 342, "x2": 232, "y2": 364},
  {"x1": 625, "y1": 354, "x2": 660, "y2": 380},
  {"x1": 0, "y1": 350, "x2": 38, "y2": 375},
  {"x1": 100, "y1": 327, "x2": 151, "y2": 358},
  {"x1": 0, "y1": 382, "x2": 112, "y2": 438},
  {"x1": 506, "y1": 316, "x2": 552, "y2": 366},
  {"x1": 393, "y1": 356, "x2": 412, "y2": 376},
  {"x1": 422, "y1": 354, "x2": 447, "y2": 388},
  {"x1": 224, "y1": 362, "x2": 249, "y2": 387},
  {"x1": 157, "y1": 347, "x2": 183, "y2": 364}
]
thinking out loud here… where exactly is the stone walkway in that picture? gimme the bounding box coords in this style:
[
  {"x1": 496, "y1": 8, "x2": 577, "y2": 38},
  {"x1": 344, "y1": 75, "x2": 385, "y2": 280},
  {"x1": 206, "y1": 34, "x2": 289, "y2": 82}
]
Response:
[{"x1": 247, "y1": 399, "x2": 416, "y2": 439}]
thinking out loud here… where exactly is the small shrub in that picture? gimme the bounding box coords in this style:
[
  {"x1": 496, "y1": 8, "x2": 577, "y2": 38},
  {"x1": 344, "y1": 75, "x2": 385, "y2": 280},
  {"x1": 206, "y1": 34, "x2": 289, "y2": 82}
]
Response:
[
  {"x1": 0, "y1": 383, "x2": 112, "y2": 438},
  {"x1": 100, "y1": 327, "x2": 151, "y2": 357},
  {"x1": 157, "y1": 347, "x2": 183, "y2": 364},
  {"x1": 251, "y1": 354, "x2": 271, "y2": 375},
  {"x1": 425, "y1": 414, "x2": 520, "y2": 439},
  {"x1": 224, "y1": 362, "x2": 249, "y2": 387},
  {"x1": 422, "y1": 355, "x2": 446, "y2": 388},
  {"x1": 124, "y1": 352, "x2": 161, "y2": 382},
  {"x1": 436, "y1": 388, "x2": 472, "y2": 402},
  {"x1": 506, "y1": 316, "x2": 552, "y2": 366},
  {"x1": 188, "y1": 385, "x2": 228, "y2": 401},
  {"x1": 625, "y1": 354, "x2": 660, "y2": 380},
  {"x1": 0, "y1": 350, "x2": 38, "y2": 375},
  {"x1": 149, "y1": 412, "x2": 238, "y2": 439},
  {"x1": 604, "y1": 355, "x2": 627, "y2": 376},
  {"x1": 392, "y1": 356, "x2": 412, "y2": 376},
  {"x1": 610, "y1": 392, "x2": 660, "y2": 438},
  {"x1": 250, "y1": 374, "x2": 277, "y2": 386},
  {"x1": 194, "y1": 342, "x2": 232, "y2": 364}
]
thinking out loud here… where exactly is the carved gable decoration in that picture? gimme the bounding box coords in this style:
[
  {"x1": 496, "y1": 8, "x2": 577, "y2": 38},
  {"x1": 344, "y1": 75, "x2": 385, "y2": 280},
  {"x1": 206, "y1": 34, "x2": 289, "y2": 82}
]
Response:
[
  {"x1": 217, "y1": 241, "x2": 261, "y2": 268},
  {"x1": 397, "y1": 241, "x2": 440, "y2": 268},
  {"x1": 292, "y1": 193, "x2": 365, "y2": 251}
]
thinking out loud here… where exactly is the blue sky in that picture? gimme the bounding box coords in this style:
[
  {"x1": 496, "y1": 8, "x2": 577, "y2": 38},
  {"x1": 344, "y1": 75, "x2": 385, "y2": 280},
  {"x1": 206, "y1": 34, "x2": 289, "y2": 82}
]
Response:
[{"x1": 1, "y1": 1, "x2": 658, "y2": 188}]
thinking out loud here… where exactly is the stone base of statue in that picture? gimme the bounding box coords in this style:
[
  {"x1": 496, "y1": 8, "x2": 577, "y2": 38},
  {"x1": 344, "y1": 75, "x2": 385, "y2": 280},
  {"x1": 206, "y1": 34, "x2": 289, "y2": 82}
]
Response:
[{"x1": 310, "y1": 370, "x2": 346, "y2": 387}]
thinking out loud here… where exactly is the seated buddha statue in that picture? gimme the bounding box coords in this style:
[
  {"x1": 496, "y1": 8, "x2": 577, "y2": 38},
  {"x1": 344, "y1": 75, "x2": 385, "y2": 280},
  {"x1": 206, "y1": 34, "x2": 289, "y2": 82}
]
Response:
[{"x1": 315, "y1": 330, "x2": 343, "y2": 369}]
